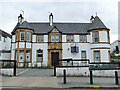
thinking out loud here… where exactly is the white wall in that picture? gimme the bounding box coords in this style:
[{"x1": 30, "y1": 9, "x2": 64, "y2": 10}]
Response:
[
  {"x1": 74, "y1": 35, "x2": 79, "y2": 42},
  {"x1": 62, "y1": 43, "x2": 91, "y2": 60},
  {"x1": 91, "y1": 49, "x2": 110, "y2": 62},
  {"x1": 32, "y1": 43, "x2": 48, "y2": 66},
  {"x1": 99, "y1": 31, "x2": 108, "y2": 42},
  {"x1": 62, "y1": 35, "x2": 66, "y2": 42},
  {"x1": 19, "y1": 42, "x2": 25, "y2": 48},
  {"x1": 32, "y1": 35, "x2": 36, "y2": 42},
  {"x1": 44, "y1": 35, "x2": 48, "y2": 42},
  {"x1": 56, "y1": 68, "x2": 118, "y2": 77},
  {"x1": 0, "y1": 35, "x2": 11, "y2": 60}
]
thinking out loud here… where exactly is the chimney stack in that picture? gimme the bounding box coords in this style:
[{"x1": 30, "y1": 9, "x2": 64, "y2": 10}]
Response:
[
  {"x1": 49, "y1": 13, "x2": 53, "y2": 26},
  {"x1": 18, "y1": 14, "x2": 24, "y2": 24},
  {"x1": 90, "y1": 15, "x2": 94, "y2": 23}
]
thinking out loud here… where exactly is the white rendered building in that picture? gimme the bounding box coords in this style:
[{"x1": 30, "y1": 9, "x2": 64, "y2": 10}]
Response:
[
  {"x1": 0, "y1": 29, "x2": 11, "y2": 60},
  {"x1": 11, "y1": 13, "x2": 111, "y2": 67},
  {"x1": 110, "y1": 40, "x2": 120, "y2": 56}
]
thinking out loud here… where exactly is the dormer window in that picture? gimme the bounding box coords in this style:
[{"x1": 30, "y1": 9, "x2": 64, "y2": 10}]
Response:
[
  {"x1": 93, "y1": 31, "x2": 99, "y2": 43},
  {"x1": 20, "y1": 32, "x2": 25, "y2": 41}
]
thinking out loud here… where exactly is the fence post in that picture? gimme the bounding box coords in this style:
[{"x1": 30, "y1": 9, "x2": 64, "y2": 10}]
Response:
[
  {"x1": 14, "y1": 60, "x2": 16, "y2": 76},
  {"x1": 90, "y1": 70, "x2": 93, "y2": 84},
  {"x1": 63, "y1": 69, "x2": 66, "y2": 84},
  {"x1": 115, "y1": 71, "x2": 119, "y2": 85},
  {"x1": 54, "y1": 60, "x2": 56, "y2": 76}
]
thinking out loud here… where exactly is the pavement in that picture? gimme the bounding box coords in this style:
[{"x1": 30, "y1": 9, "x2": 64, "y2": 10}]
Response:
[
  {"x1": 2, "y1": 77, "x2": 58, "y2": 88},
  {"x1": 1, "y1": 68, "x2": 120, "y2": 90}
]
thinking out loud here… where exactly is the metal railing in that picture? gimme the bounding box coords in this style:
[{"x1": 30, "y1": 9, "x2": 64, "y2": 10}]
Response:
[
  {"x1": 89, "y1": 62, "x2": 120, "y2": 70},
  {"x1": 0, "y1": 60, "x2": 16, "y2": 76},
  {"x1": 54, "y1": 58, "x2": 90, "y2": 76}
]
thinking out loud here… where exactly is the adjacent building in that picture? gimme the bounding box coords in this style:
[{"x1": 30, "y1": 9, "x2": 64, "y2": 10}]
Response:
[
  {"x1": 0, "y1": 29, "x2": 11, "y2": 60},
  {"x1": 110, "y1": 40, "x2": 120, "y2": 56},
  {"x1": 11, "y1": 13, "x2": 111, "y2": 67}
]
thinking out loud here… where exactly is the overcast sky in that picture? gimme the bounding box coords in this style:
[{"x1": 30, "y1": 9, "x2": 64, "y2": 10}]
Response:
[{"x1": 0, "y1": 0, "x2": 119, "y2": 43}]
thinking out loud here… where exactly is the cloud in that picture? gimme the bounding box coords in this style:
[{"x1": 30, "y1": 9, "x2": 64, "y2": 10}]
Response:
[{"x1": 0, "y1": 1, "x2": 118, "y2": 43}]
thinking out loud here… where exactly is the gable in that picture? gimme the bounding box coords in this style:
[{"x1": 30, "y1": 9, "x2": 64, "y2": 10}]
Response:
[{"x1": 51, "y1": 27, "x2": 61, "y2": 33}]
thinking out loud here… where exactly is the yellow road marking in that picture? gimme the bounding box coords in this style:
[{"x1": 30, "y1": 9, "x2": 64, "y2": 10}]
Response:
[{"x1": 93, "y1": 86, "x2": 99, "y2": 88}]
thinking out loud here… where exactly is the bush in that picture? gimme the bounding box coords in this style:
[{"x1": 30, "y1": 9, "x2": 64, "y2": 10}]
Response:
[{"x1": 111, "y1": 56, "x2": 120, "y2": 59}]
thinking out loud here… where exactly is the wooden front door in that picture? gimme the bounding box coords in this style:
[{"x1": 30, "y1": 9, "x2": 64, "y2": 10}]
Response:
[{"x1": 51, "y1": 52, "x2": 59, "y2": 66}]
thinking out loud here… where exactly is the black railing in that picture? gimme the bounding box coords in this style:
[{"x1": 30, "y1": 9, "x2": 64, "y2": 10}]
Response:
[
  {"x1": 89, "y1": 62, "x2": 120, "y2": 70},
  {"x1": 54, "y1": 58, "x2": 120, "y2": 76},
  {"x1": 54, "y1": 59, "x2": 90, "y2": 76},
  {"x1": 0, "y1": 60, "x2": 16, "y2": 76},
  {"x1": 56, "y1": 58, "x2": 90, "y2": 67}
]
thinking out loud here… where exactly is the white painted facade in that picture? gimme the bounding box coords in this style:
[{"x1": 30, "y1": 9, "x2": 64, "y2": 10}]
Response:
[
  {"x1": 11, "y1": 14, "x2": 111, "y2": 67},
  {"x1": 11, "y1": 30, "x2": 110, "y2": 67},
  {"x1": 0, "y1": 30, "x2": 11, "y2": 60}
]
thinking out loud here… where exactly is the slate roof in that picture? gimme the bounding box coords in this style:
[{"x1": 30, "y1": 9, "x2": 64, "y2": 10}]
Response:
[
  {"x1": 12, "y1": 16, "x2": 109, "y2": 35},
  {"x1": 88, "y1": 16, "x2": 109, "y2": 31},
  {"x1": 0, "y1": 29, "x2": 11, "y2": 38}
]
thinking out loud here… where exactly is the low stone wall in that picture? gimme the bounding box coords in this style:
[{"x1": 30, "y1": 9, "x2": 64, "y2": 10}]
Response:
[
  {"x1": 56, "y1": 67, "x2": 89, "y2": 76},
  {"x1": 0, "y1": 68, "x2": 13, "y2": 76},
  {"x1": 93, "y1": 70, "x2": 117, "y2": 77},
  {"x1": 56, "y1": 67, "x2": 118, "y2": 77}
]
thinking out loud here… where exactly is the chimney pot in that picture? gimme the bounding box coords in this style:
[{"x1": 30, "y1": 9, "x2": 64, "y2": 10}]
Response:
[{"x1": 49, "y1": 13, "x2": 53, "y2": 26}]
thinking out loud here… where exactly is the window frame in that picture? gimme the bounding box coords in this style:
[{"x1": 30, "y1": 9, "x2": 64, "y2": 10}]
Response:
[
  {"x1": 108, "y1": 50, "x2": 111, "y2": 62},
  {"x1": 79, "y1": 35, "x2": 87, "y2": 43},
  {"x1": 26, "y1": 50, "x2": 30, "y2": 62},
  {"x1": 93, "y1": 31, "x2": 99, "y2": 43},
  {"x1": 20, "y1": 32, "x2": 25, "y2": 41},
  {"x1": 19, "y1": 50, "x2": 24, "y2": 62},
  {"x1": 16, "y1": 31, "x2": 18, "y2": 41},
  {"x1": 26, "y1": 32, "x2": 31, "y2": 42},
  {"x1": 83, "y1": 35, "x2": 87, "y2": 42},
  {"x1": 51, "y1": 35, "x2": 55, "y2": 42},
  {"x1": 67, "y1": 35, "x2": 74, "y2": 42},
  {"x1": 94, "y1": 50, "x2": 100, "y2": 62},
  {"x1": 107, "y1": 31, "x2": 110, "y2": 43},
  {"x1": 40, "y1": 35, "x2": 44, "y2": 42},
  {"x1": 36, "y1": 50, "x2": 43, "y2": 62},
  {"x1": 71, "y1": 35, "x2": 74, "y2": 42},
  {"x1": 80, "y1": 35, "x2": 83, "y2": 42},
  {"x1": 56, "y1": 35, "x2": 59, "y2": 42},
  {"x1": 81, "y1": 51, "x2": 87, "y2": 63},
  {"x1": 36, "y1": 35, "x2": 40, "y2": 42}
]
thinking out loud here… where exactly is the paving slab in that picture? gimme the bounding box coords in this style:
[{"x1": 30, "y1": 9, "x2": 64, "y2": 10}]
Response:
[
  {"x1": 2, "y1": 77, "x2": 58, "y2": 88},
  {"x1": 57, "y1": 77, "x2": 120, "y2": 88}
]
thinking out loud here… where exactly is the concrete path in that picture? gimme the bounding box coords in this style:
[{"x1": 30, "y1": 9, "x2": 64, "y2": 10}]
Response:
[
  {"x1": 17, "y1": 68, "x2": 53, "y2": 77},
  {"x1": 2, "y1": 77, "x2": 58, "y2": 88}
]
